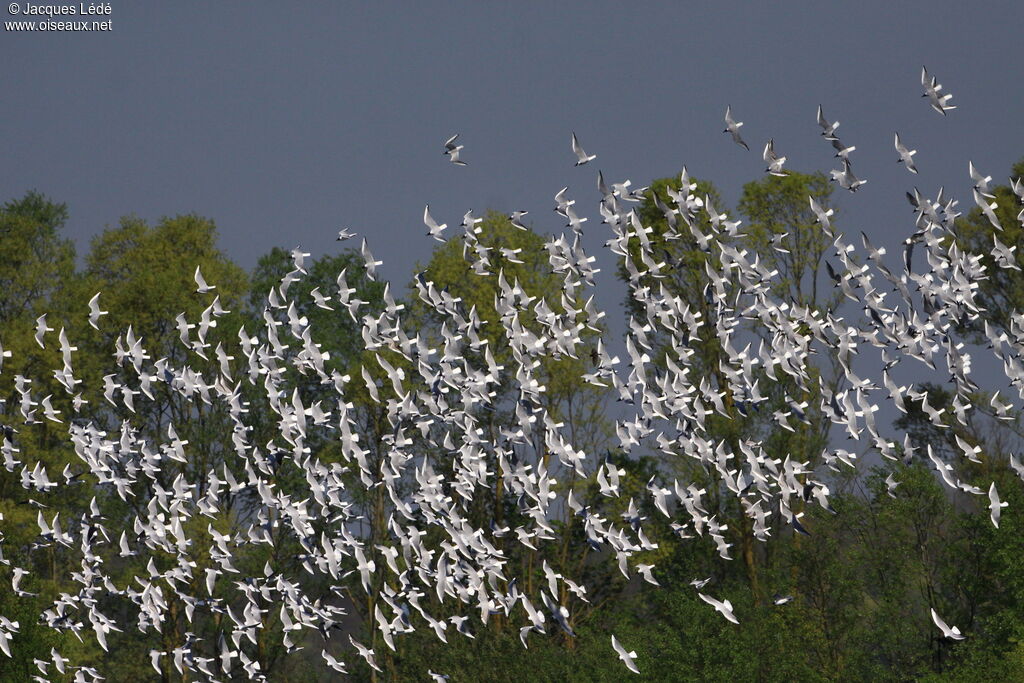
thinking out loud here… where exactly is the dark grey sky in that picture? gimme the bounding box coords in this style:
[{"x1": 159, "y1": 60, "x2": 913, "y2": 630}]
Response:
[{"x1": 3, "y1": 1, "x2": 1022, "y2": 289}]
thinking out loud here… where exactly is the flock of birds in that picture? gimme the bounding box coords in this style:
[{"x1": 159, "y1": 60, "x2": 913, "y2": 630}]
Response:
[{"x1": 1, "y1": 66, "x2": 1022, "y2": 680}]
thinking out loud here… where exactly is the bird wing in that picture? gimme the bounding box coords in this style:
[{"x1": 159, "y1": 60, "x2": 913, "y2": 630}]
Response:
[
  {"x1": 424, "y1": 205, "x2": 444, "y2": 231},
  {"x1": 725, "y1": 106, "x2": 737, "y2": 128},
  {"x1": 989, "y1": 482, "x2": 1002, "y2": 508},
  {"x1": 611, "y1": 635, "x2": 639, "y2": 673}
]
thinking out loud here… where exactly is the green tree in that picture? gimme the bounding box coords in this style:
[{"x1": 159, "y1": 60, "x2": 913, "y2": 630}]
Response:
[
  {"x1": 245, "y1": 245, "x2": 396, "y2": 680},
  {"x1": 949, "y1": 158, "x2": 1024, "y2": 336},
  {"x1": 737, "y1": 171, "x2": 838, "y2": 313},
  {"x1": 67, "y1": 213, "x2": 254, "y2": 680},
  {"x1": 387, "y1": 211, "x2": 614, "y2": 671},
  {"x1": 0, "y1": 191, "x2": 78, "y2": 677},
  {"x1": 620, "y1": 171, "x2": 841, "y2": 609}
]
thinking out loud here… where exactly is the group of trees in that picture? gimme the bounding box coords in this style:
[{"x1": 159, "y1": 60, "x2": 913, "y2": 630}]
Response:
[{"x1": 1, "y1": 158, "x2": 1024, "y2": 681}]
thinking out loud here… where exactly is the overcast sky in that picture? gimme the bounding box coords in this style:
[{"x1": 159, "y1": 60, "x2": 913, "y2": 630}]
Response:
[{"x1": 3, "y1": 1, "x2": 1022, "y2": 294}]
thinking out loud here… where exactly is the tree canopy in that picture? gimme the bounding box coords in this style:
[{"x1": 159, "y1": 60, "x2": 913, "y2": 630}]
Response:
[{"x1": 2, "y1": 156, "x2": 1024, "y2": 681}]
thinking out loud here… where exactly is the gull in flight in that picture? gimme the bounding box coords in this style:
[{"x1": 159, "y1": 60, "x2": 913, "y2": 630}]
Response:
[
  {"x1": 461, "y1": 209, "x2": 483, "y2": 235},
  {"x1": 885, "y1": 472, "x2": 899, "y2": 498},
  {"x1": 509, "y1": 210, "x2": 529, "y2": 230},
  {"x1": 830, "y1": 158, "x2": 867, "y2": 192},
  {"x1": 35, "y1": 314, "x2": 53, "y2": 349},
  {"x1": 336, "y1": 227, "x2": 356, "y2": 241},
  {"x1": 554, "y1": 187, "x2": 575, "y2": 217},
  {"x1": 1011, "y1": 455, "x2": 1024, "y2": 483},
  {"x1": 636, "y1": 563, "x2": 660, "y2": 586},
  {"x1": 361, "y1": 238, "x2": 383, "y2": 281},
  {"x1": 831, "y1": 137, "x2": 856, "y2": 160},
  {"x1": 12, "y1": 567, "x2": 35, "y2": 597},
  {"x1": 350, "y1": 636, "x2": 382, "y2": 673},
  {"x1": 0, "y1": 628, "x2": 13, "y2": 659},
  {"x1": 974, "y1": 188, "x2": 1003, "y2": 231},
  {"x1": 723, "y1": 106, "x2": 750, "y2": 151},
  {"x1": 809, "y1": 196, "x2": 834, "y2": 232},
  {"x1": 930, "y1": 608, "x2": 965, "y2": 640},
  {"x1": 443, "y1": 134, "x2": 466, "y2": 166},
  {"x1": 571, "y1": 132, "x2": 596, "y2": 166},
  {"x1": 423, "y1": 205, "x2": 448, "y2": 242},
  {"x1": 611, "y1": 635, "x2": 640, "y2": 674},
  {"x1": 989, "y1": 483, "x2": 1008, "y2": 528},
  {"x1": 894, "y1": 133, "x2": 918, "y2": 174},
  {"x1": 698, "y1": 592, "x2": 739, "y2": 624},
  {"x1": 322, "y1": 652, "x2": 347, "y2": 673},
  {"x1": 991, "y1": 235, "x2": 1019, "y2": 271},
  {"x1": 763, "y1": 139, "x2": 787, "y2": 176},
  {"x1": 921, "y1": 66, "x2": 956, "y2": 115},
  {"x1": 817, "y1": 105, "x2": 840, "y2": 140},
  {"x1": 194, "y1": 266, "x2": 215, "y2": 294},
  {"x1": 969, "y1": 161, "x2": 995, "y2": 198},
  {"x1": 87, "y1": 292, "x2": 109, "y2": 329}
]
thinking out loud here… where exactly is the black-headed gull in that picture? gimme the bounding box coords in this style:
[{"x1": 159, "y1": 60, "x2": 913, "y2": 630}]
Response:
[
  {"x1": 763, "y1": 138, "x2": 787, "y2": 176},
  {"x1": 989, "y1": 482, "x2": 1008, "y2": 528},
  {"x1": 921, "y1": 66, "x2": 955, "y2": 115},
  {"x1": 87, "y1": 292, "x2": 108, "y2": 329},
  {"x1": 930, "y1": 608, "x2": 965, "y2": 640},
  {"x1": 423, "y1": 205, "x2": 447, "y2": 242},
  {"x1": 817, "y1": 105, "x2": 840, "y2": 140},
  {"x1": 894, "y1": 133, "x2": 918, "y2": 174},
  {"x1": 443, "y1": 134, "x2": 466, "y2": 165},
  {"x1": 699, "y1": 592, "x2": 739, "y2": 624},
  {"x1": 724, "y1": 106, "x2": 750, "y2": 151},
  {"x1": 611, "y1": 635, "x2": 640, "y2": 674},
  {"x1": 194, "y1": 266, "x2": 216, "y2": 294},
  {"x1": 571, "y1": 132, "x2": 596, "y2": 166}
]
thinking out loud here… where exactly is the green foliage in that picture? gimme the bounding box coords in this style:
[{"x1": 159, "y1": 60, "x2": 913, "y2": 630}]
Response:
[
  {"x1": 737, "y1": 171, "x2": 837, "y2": 312},
  {"x1": 6, "y1": 157, "x2": 1024, "y2": 681},
  {"x1": 0, "y1": 191, "x2": 79, "y2": 676},
  {"x1": 412, "y1": 209, "x2": 611, "y2": 462},
  {"x1": 0, "y1": 190, "x2": 75, "y2": 324},
  {"x1": 949, "y1": 158, "x2": 1024, "y2": 336}
]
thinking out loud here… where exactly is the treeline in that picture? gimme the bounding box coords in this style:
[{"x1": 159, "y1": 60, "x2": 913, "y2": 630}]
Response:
[{"x1": 1, "y1": 158, "x2": 1023, "y2": 682}]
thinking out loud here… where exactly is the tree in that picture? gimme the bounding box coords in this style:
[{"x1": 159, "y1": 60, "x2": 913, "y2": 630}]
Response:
[
  {"x1": 0, "y1": 190, "x2": 75, "y2": 325},
  {"x1": 0, "y1": 191, "x2": 77, "y2": 677},
  {"x1": 737, "y1": 171, "x2": 838, "y2": 313},
  {"x1": 64, "y1": 213, "x2": 254, "y2": 680},
  {"x1": 618, "y1": 171, "x2": 842, "y2": 608},
  {"x1": 390, "y1": 211, "x2": 614, "y2": 668},
  {"x1": 246, "y1": 245, "x2": 397, "y2": 679},
  {"x1": 949, "y1": 158, "x2": 1024, "y2": 337}
]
